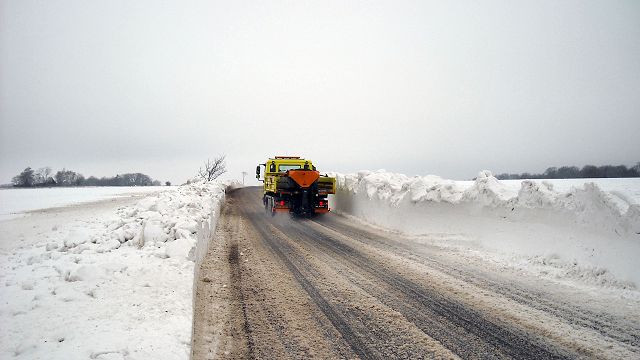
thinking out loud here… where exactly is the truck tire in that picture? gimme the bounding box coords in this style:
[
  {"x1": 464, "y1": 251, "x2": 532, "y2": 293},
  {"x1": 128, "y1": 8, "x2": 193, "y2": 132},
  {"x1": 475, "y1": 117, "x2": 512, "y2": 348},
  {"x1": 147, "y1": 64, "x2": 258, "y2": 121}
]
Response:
[{"x1": 264, "y1": 196, "x2": 271, "y2": 215}]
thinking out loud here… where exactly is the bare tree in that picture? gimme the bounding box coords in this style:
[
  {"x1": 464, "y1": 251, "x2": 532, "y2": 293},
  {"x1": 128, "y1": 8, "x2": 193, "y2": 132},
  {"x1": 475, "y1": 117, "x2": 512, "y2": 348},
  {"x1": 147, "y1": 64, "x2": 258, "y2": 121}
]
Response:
[
  {"x1": 198, "y1": 155, "x2": 227, "y2": 181},
  {"x1": 34, "y1": 167, "x2": 52, "y2": 185}
]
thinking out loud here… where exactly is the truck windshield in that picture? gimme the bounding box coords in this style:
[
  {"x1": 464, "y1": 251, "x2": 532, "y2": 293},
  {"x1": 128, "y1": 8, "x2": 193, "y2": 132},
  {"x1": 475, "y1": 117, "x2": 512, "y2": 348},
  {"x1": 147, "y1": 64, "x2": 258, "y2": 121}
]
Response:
[{"x1": 279, "y1": 164, "x2": 301, "y2": 172}]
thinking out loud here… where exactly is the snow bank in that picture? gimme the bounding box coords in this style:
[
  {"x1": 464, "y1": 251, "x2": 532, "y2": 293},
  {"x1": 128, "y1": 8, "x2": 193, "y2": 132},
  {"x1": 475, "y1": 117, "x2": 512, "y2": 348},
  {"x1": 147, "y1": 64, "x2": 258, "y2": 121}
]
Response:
[
  {"x1": 0, "y1": 182, "x2": 226, "y2": 359},
  {"x1": 330, "y1": 170, "x2": 640, "y2": 289}
]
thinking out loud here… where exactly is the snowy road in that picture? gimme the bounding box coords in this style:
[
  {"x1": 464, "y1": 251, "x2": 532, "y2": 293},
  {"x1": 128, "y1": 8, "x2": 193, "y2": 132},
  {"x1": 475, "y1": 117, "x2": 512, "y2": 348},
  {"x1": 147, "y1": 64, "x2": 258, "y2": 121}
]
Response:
[{"x1": 192, "y1": 187, "x2": 640, "y2": 359}]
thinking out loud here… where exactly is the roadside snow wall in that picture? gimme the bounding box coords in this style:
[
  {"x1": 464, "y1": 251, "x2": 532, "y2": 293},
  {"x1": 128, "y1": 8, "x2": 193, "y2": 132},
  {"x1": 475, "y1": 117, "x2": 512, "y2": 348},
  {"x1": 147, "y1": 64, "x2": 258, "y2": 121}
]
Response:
[
  {"x1": 330, "y1": 170, "x2": 640, "y2": 288},
  {"x1": 0, "y1": 182, "x2": 226, "y2": 360}
]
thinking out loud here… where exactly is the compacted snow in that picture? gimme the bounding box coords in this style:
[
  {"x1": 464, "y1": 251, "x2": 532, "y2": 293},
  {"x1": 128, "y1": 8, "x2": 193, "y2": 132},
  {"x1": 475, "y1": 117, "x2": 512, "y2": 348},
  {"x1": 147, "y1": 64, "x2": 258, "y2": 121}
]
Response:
[
  {"x1": 0, "y1": 182, "x2": 226, "y2": 359},
  {"x1": 0, "y1": 186, "x2": 167, "y2": 221},
  {"x1": 330, "y1": 171, "x2": 640, "y2": 292}
]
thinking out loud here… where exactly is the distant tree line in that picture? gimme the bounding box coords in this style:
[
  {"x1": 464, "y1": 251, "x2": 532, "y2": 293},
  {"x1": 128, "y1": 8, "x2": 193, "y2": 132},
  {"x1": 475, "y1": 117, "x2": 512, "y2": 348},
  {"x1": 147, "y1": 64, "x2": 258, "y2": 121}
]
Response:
[
  {"x1": 11, "y1": 166, "x2": 165, "y2": 188},
  {"x1": 496, "y1": 162, "x2": 640, "y2": 180}
]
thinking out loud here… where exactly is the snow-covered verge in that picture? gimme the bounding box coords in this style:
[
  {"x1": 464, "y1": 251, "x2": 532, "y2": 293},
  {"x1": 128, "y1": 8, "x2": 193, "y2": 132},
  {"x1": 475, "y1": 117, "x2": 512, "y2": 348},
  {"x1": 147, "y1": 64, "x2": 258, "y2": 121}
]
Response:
[
  {"x1": 330, "y1": 171, "x2": 640, "y2": 290},
  {"x1": 0, "y1": 182, "x2": 226, "y2": 359}
]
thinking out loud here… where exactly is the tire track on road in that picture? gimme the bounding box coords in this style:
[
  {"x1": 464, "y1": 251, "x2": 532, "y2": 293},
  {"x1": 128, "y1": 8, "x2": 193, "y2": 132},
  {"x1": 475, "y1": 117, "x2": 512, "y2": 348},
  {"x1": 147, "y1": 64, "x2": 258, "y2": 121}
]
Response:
[
  {"x1": 240, "y1": 202, "x2": 378, "y2": 359},
  {"x1": 314, "y1": 215, "x2": 640, "y2": 349},
  {"x1": 283, "y1": 218, "x2": 572, "y2": 359},
  {"x1": 228, "y1": 242, "x2": 256, "y2": 359}
]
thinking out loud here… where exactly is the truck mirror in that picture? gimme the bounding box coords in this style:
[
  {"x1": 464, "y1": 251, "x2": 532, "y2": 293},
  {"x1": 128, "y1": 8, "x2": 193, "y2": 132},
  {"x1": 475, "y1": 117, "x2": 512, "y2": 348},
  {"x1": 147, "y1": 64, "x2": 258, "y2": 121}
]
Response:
[{"x1": 256, "y1": 165, "x2": 260, "y2": 177}]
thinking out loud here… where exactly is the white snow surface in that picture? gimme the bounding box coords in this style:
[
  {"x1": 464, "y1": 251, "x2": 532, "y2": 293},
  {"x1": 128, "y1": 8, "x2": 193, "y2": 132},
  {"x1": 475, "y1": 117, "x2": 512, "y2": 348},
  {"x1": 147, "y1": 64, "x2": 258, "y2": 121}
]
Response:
[
  {"x1": 330, "y1": 171, "x2": 640, "y2": 290},
  {"x1": 0, "y1": 182, "x2": 226, "y2": 359},
  {"x1": 0, "y1": 186, "x2": 168, "y2": 221}
]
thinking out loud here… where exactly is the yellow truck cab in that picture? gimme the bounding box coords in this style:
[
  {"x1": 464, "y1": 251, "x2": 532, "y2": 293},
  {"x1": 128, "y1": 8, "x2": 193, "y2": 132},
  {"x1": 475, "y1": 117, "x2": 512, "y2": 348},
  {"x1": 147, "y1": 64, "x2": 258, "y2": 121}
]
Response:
[{"x1": 256, "y1": 156, "x2": 335, "y2": 216}]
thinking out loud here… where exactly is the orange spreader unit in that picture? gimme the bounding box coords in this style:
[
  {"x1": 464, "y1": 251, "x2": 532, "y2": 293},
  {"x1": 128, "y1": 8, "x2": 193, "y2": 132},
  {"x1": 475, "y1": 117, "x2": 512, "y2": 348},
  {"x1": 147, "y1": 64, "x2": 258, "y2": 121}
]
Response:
[{"x1": 288, "y1": 170, "x2": 320, "y2": 188}]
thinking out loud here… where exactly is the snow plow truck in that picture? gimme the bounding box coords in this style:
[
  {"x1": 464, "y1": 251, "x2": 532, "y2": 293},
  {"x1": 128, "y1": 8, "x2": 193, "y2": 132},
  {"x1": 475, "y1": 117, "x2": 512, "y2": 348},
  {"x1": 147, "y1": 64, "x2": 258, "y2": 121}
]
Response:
[{"x1": 256, "y1": 156, "x2": 336, "y2": 216}]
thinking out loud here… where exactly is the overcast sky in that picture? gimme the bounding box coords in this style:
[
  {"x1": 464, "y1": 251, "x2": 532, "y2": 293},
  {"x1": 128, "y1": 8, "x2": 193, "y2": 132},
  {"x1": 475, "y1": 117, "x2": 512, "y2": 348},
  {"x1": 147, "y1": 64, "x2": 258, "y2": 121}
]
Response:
[{"x1": 1, "y1": 0, "x2": 639, "y2": 185}]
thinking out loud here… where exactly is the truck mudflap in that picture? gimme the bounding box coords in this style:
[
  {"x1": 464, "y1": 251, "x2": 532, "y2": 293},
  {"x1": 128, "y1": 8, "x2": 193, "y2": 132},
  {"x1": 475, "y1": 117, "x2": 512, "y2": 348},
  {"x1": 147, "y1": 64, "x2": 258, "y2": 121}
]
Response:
[
  {"x1": 267, "y1": 199, "x2": 330, "y2": 215},
  {"x1": 269, "y1": 198, "x2": 290, "y2": 213}
]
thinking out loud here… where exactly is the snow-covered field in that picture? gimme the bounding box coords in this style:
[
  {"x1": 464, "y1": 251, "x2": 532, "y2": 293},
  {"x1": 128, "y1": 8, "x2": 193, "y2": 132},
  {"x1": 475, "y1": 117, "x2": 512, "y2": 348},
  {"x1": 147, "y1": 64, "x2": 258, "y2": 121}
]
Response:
[
  {"x1": 0, "y1": 186, "x2": 167, "y2": 221},
  {"x1": 0, "y1": 183, "x2": 226, "y2": 359},
  {"x1": 330, "y1": 171, "x2": 640, "y2": 293}
]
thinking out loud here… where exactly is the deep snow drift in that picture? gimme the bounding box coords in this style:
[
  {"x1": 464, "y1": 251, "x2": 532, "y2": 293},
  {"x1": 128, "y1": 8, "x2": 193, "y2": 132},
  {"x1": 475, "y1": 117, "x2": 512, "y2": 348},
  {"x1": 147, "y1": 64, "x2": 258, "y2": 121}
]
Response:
[
  {"x1": 0, "y1": 182, "x2": 226, "y2": 359},
  {"x1": 330, "y1": 171, "x2": 640, "y2": 290}
]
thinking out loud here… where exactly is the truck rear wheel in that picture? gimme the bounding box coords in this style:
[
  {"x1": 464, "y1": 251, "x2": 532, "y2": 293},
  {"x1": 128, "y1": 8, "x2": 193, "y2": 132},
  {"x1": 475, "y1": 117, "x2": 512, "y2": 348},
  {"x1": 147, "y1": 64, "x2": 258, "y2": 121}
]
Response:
[
  {"x1": 264, "y1": 196, "x2": 275, "y2": 216},
  {"x1": 271, "y1": 199, "x2": 276, "y2": 216}
]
